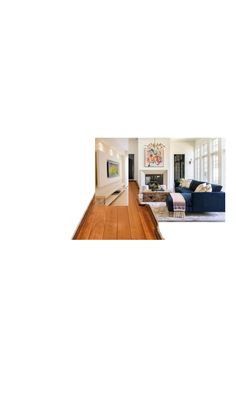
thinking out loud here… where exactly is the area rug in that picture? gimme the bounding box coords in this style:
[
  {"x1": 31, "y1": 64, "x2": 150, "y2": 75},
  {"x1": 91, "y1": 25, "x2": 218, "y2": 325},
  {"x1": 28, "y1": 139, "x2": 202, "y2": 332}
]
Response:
[{"x1": 149, "y1": 202, "x2": 225, "y2": 222}]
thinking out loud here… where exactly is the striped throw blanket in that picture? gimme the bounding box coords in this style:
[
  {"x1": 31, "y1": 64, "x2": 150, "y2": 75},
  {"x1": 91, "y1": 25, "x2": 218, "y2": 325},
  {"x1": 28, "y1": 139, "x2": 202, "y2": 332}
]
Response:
[{"x1": 170, "y1": 193, "x2": 186, "y2": 218}]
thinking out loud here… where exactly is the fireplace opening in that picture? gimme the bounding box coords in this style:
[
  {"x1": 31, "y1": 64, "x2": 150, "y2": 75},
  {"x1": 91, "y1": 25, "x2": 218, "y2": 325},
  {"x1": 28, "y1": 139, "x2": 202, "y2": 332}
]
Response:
[
  {"x1": 145, "y1": 174, "x2": 164, "y2": 190},
  {"x1": 145, "y1": 174, "x2": 163, "y2": 185}
]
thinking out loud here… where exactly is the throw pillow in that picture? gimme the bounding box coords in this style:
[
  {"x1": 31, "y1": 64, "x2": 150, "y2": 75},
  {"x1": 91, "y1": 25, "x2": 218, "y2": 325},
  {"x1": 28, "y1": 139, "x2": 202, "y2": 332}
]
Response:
[
  {"x1": 195, "y1": 183, "x2": 206, "y2": 192},
  {"x1": 194, "y1": 183, "x2": 212, "y2": 192},
  {"x1": 179, "y1": 178, "x2": 192, "y2": 188},
  {"x1": 205, "y1": 183, "x2": 212, "y2": 192},
  {"x1": 189, "y1": 180, "x2": 204, "y2": 191},
  {"x1": 211, "y1": 183, "x2": 223, "y2": 192}
]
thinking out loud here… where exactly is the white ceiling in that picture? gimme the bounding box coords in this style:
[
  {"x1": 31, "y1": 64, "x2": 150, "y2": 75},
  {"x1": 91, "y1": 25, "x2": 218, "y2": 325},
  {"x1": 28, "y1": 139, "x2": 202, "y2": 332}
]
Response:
[
  {"x1": 96, "y1": 138, "x2": 214, "y2": 151},
  {"x1": 96, "y1": 138, "x2": 129, "y2": 152}
]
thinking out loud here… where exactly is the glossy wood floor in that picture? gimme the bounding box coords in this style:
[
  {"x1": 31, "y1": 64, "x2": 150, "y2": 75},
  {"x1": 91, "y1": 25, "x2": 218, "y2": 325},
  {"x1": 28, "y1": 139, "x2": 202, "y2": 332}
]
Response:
[{"x1": 74, "y1": 181, "x2": 162, "y2": 240}]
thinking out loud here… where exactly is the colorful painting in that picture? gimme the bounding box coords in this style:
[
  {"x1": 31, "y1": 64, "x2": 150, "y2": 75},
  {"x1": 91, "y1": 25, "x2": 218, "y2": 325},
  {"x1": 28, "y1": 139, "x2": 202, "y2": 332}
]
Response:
[
  {"x1": 144, "y1": 146, "x2": 164, "y2": 167},
  {"x1": 107, "y1": 160, "x2": 119, "y2": 177}
]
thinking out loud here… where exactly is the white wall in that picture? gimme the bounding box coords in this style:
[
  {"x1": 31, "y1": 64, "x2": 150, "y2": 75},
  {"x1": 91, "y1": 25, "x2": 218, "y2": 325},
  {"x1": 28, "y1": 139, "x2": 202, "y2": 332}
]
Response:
[
  {"x1": 122, "y1": 152, "x2": 129, "y2": 187},
  {"x1": 95, "y1": 140, "x2": 124, "y2": 188}
]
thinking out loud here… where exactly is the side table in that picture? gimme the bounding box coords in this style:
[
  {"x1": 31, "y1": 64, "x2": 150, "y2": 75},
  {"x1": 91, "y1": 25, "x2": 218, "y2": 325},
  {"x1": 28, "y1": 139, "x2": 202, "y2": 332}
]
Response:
[{"x1": 142, "y1": 190, "x2": 170, "y2": 203}]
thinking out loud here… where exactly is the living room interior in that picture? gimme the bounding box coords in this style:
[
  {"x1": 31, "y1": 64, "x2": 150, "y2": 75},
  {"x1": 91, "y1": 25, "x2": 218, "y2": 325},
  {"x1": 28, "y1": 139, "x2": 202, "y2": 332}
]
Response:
[{"x1": 73, "y1": 137, "x2": 225, "y2": 240}]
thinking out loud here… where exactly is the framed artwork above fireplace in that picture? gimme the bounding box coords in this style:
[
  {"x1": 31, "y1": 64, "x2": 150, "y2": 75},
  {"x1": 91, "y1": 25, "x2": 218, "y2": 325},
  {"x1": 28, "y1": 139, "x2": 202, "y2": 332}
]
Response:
[{"x1": 144, "y1": 146, "x2": 164, "y2": 167}]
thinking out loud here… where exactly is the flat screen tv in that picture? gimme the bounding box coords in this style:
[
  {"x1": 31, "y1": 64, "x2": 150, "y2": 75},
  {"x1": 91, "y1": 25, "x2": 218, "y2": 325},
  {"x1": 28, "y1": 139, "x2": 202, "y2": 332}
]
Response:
[{"x1": 107, "y1": 160, "x2": 119, "y2": 177}]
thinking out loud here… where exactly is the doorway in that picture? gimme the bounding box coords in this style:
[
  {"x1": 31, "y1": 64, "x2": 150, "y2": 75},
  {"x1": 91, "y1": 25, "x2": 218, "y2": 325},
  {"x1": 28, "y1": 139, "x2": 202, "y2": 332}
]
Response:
[
  {"x1": 129, "y1": 154, "x2": 134, "y2": 180},
  {"x1": 174, "y1": 154, "x2": 185, "y2": 179}
]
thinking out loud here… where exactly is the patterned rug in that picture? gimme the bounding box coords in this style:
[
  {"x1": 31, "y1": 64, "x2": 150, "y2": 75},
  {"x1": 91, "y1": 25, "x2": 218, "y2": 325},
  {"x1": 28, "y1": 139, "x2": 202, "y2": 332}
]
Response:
[{"x1": 149, "y1": 202, "x2": 225, "y2": 222}]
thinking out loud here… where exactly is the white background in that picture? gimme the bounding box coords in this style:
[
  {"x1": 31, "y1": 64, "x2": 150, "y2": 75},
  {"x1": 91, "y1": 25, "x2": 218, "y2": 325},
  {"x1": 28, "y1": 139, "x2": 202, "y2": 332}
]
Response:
[{"x1": 0, "y1": 1, "x2": 236, "y2": 418}]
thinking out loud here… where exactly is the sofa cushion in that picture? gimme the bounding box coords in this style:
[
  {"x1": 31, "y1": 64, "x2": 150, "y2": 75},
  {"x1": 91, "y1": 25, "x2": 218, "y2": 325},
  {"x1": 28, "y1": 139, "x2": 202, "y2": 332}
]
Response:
[
  {"x1": 195, "y1": 183, "x2": 212, "y2": 192},
  {"x1": 175, "y1": 186, "x2": 191, "y2": 193},
  {"x1": 190, "y1": 179, "x2": 222, "y2": 192},
  {"x1": 189, "y1": 179, "x2": 205, "y2": 191},
  {"x1": 182, "y1": 192, "x2": 193, "y2": 210}
]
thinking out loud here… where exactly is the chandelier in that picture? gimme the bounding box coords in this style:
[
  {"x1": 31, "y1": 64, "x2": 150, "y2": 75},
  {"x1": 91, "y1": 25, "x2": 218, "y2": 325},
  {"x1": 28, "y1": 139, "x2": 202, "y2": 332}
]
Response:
[{"x1": 146, "y1": 139, "x2": 166, "y2": 154}]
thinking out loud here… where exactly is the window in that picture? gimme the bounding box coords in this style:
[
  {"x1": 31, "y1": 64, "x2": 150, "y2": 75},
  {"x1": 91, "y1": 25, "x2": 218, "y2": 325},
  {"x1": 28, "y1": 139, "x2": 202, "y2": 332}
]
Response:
[
  {"x1": 221, "y1": 139, "x2": 226, "y2": 189},
  {"x1": 201, "y1": 143, "x2": 208, "y2": 181},
  {"x1": 212, "y1": 153, "x2": 218, "y2": 183},
  {"x1": 194, "y1": 139, "x2": 225, "y2": 188},
  {"x1": 212, "y1": 138, "x2": 218, "y2": 153},
  {"x1": 202, "y1": 155, "x2": 208, "y2": 181},
  {"x1": 202, "y1": 143, "x2": 208, "y2": 155},
  {"x1": 194, "y1": 146, "x2": 200, "y2": 179},
  {"x1": 210, "y1": 139, "x2": 219, "y2": 183}
]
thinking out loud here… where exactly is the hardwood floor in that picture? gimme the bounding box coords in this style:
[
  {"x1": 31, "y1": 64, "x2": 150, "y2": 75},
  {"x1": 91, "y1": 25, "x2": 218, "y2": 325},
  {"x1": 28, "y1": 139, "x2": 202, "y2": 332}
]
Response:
[
  {"x1": 110, "y1": 188, "x2": 128, "y2": 206},
  {"x1": 74, "y1": 181, "x2": 163, "y2": 240}
]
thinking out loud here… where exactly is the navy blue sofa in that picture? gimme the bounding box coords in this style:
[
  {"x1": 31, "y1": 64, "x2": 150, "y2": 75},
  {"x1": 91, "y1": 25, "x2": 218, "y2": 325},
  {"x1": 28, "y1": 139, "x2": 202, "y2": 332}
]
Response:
[{"x1": 166, "y1": 179, "x2": 225, "y2": 213}]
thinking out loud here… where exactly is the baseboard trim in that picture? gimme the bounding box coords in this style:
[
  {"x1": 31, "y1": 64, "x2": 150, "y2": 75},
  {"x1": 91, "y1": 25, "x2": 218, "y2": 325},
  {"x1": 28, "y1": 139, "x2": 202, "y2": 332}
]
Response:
[{"x1": 72, "y1": 195, "x2": 95, "y2": 240}]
